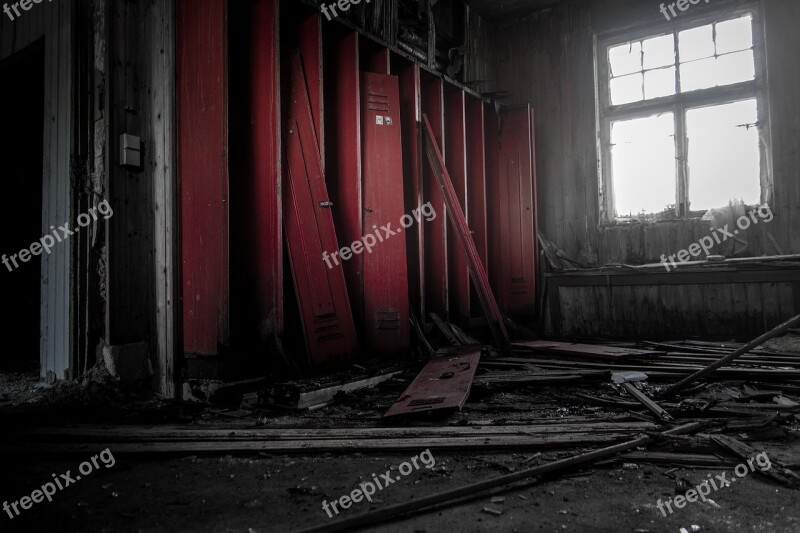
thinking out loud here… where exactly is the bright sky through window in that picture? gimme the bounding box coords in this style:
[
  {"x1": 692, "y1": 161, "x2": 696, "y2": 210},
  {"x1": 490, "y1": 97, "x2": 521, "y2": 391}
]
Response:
[{"x1": 605, "y1": 15, "x2": 760, "y2": 217}]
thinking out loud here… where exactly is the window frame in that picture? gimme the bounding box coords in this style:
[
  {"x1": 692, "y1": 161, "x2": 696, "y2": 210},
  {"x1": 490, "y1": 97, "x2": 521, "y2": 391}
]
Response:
[{"x1": 594, "y1": 4, "x2": 771, "y2": 224}]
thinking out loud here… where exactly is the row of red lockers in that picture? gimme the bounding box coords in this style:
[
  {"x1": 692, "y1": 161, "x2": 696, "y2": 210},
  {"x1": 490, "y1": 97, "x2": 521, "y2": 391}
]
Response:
[{"x1": 177, "y1": 0, "x2": 538, "y2": 369}]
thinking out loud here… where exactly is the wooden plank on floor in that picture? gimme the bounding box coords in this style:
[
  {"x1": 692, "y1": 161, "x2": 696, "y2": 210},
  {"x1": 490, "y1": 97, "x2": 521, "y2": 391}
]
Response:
[
  {"x1": 514, "y1": 340, "x2": 660, "y2": 360},
  {"x1": 269, "y1": 371, "x2": 403, "y2": 409},
  {"x1": 1, "y1": 432, "x2": 637, "y2": 455},
  {"x1": 17, "y1": 422, "x2": 659, "y2": 442}
]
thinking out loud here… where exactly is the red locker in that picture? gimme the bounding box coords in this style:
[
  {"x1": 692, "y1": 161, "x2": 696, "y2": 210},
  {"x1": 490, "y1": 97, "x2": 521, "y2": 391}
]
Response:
[
  {"x1": 421, "y1": 77, "x2": 448, "y2": 319},
  {"x1": 422, "y1": 114, "x2": 513, "y2": 357},
  {"x1": 490, "y1": 105, "x2": 538, "y2": 316},
  {"x1": 396, "y1": 62, "x2": 424, "y2": 322},
  {"x1": 326, "y1": 31, "x2": 363, "y2": 332},
  {"x1": 466, "y1": 97, "x2": 489, "y2": 321},
  {"x1": 283, "y1": 52, "x2": 358, "y2": 367},
  {"x1": 445, "y1": 89, "x2": 469, "y2": 324},
  {"x1": 360, "y1": 73, "x2": 410, "y2": 354},
  {"x1": 177, "y1": 0, "x2": 229, "y2": 356}
]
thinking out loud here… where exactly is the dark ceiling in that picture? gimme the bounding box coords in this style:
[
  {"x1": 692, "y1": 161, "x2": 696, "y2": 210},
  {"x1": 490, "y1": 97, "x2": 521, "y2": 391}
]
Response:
[{"x1": 464, "y1": 0, "x2": 566, "y2": 21}]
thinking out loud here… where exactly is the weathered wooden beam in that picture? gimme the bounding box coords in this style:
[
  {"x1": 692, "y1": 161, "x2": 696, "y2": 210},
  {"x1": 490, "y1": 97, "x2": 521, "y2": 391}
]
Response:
[
  {"x1": 710, "y1": 434, "x2": 800, "y2": 488},
  {"x1": 662, "y1": 313, "x2": 800, "y2": 395},
  {"x1": 620, "y1": 382, "x2": 674, "y2": 422},
  {"x1": 16, "y1": 421, "x2": 659, "y2": 441},
  {"x1": 430, "y1": 312, "x2": 461, "y2": 346},
  {"x1": 296, "y1": 422, "x2": 706, "y2": 533},
  {"x1": 2, "y1": 433, "x2": 639, "y2": 455}
]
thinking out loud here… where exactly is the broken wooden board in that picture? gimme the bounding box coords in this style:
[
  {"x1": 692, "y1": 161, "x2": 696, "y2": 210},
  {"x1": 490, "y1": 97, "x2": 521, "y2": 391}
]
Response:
[
  {"x1": 384, "y1": 346, "x2": 480, "y2": 417},
  {"x1": 618, "y1": 382, "x2": 674, "y2": 422},
  {"x1": 514, "y1": 340, "x2": 660, "y2": 361},
  {"x1": 266, "y1": 368, "x2": 403, "y2": 409},
  {"x1": 422, "y1": 115, "x2": 513, "y2": 357},
  {"x1": 292, "y1": 422, "x2": 706, "y2": 533},
  {"x1": 15, "y1": 421, "x2": 659, "y2": 442},
  {"x1": 662, "y1": 312, "x2": 800, "y2": 395},
  {"x1": 410, "y1": 309, "x2": 434, "y2": 358},
  {"x1": 430, "y1": 312, "x2": 462, "y2": 346},
  {"x1": 499, "y1": 357, "x2": 800, "y2": 380},
  {"x1": 617, "y1": 452, "x2": 740, "y2": 467},
  {"x1": 709, "y1": 434, "x2": 800, "y2": 488},
  {"x1": 1, "y1": 432, "x2": 640, "y2": 456},
  {"x1": 451, "y1": 323, "x2": 479, "y2": 345},
  {"x1": 474, "y1": 370, "x2": 609, "y2": 386}
]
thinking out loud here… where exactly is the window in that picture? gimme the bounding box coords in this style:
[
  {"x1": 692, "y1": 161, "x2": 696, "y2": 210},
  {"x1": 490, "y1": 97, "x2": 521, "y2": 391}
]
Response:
[{"x1": 597, "y1": 11, "x2": 768, "y2": 221}]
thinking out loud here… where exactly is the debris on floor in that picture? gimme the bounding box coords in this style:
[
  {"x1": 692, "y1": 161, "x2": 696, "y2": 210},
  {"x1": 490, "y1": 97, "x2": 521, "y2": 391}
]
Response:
[
  {"x1": 3, "y1": 322, "x2": 800, "y2": 532},
  {"x1": 384, "y1": 346, "x2": 481, "y2": 417}
]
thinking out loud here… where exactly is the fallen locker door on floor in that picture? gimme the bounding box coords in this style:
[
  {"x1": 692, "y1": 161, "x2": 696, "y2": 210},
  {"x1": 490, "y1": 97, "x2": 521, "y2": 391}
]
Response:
[
  {"x1": 283, "y1": 51, "x2": 358, "y2": 367},
  {"x1": 384, "y1": 346, "x2": 481, "y2": 417}
]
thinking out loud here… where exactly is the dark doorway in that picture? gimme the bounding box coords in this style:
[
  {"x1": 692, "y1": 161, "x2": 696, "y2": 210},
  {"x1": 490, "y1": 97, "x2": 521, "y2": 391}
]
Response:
[{"x1": 0, "y1": 42, "x2": 45, "y2": 372}]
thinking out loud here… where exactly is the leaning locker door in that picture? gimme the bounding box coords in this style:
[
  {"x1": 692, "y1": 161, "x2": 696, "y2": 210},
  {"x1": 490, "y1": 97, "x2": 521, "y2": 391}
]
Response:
[{"x1": 283, "y1": 51, "x2": 358, "y2": 367}]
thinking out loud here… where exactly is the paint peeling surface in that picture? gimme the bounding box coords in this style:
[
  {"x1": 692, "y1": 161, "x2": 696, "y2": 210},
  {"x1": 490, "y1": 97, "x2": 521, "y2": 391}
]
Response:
[{"x1": 384, "y1": 347, "x2": 481, "y2": 417}]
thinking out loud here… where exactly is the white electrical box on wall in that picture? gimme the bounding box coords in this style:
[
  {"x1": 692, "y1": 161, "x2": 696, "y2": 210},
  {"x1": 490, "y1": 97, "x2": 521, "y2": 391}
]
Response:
[{"x1": 120, "y1": 134, "x2": 141, "y2": 168}]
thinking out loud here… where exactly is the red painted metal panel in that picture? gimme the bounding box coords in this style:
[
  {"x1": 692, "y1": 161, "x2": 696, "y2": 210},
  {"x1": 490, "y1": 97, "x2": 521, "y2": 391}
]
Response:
[
  {"x1": 361, "y1": 40, "x2": 391, "y2": 74},
  {"x1": 177, "y1": 0, "x2": 229, "y2": 356},
  {"x1": 530, "y1": 107, "x2": 540, "y2": 312},
  {"x1": 396, "y1": 61, "x2": 424, "y2": 321},
  {"x1": 229, "y1": 0, "x2": 282, "y2": 348},
  {"x1": 299, "y1": 13, "x2": 324, "y2": 162},
  {"x1": 384, "y1": 346, "x2": 481, "y2": 417},
  {"x1": 422, "y1": 114, "x2": 513, "y2": 357},
  {"x1": 445, "y1": 89, "x2": 470, "y2": 324},
  {"x1": 421, "y1": 76, "x2": 448, "y2": 319},
  {"x1": 325, "y1": 31, "x2": 363, "y2": 329},
  {"x1": 466, "y1": 97, "x2": 489, "y2": 319},
  {"x1": 361, "y1": 73, "x2": 410, "y2": 354},
  {"x1": 493, "y1": 105, "x2": 537, "y2": 316},
  {"x1": 485, "y1": 104, "x2": 502, "y2": 316},
  {"x1": 283, "y1": 51, "x2": 358, "y2": 367},
  {"x1": 247, "y1": 0, "x2": 283, "y2": 345}
]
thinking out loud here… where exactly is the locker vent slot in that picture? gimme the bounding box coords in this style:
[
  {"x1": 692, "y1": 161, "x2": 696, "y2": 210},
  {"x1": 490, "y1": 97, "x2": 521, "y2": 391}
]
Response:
[
  {"x1": 375, "y1": 309, "x2": 401, "y2": 330},
  {"x1": 366, "y1": 92, "x2": 390, "y2": 113}
]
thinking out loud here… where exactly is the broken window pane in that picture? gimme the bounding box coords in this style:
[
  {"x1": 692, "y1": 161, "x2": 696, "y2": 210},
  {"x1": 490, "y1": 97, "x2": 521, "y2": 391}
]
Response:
[
  {"x1": 609, "y1": 41, "x2": 642, "y2": 77},
  {"x1": 602, "y1": 13, "x2": 762, "y2": 221},
  {"x1": 686, "y1": 99, "x2": 760, "y2": 211},
  {"x1": 611, "y1": 114, "x2": 676, "y2": 216},
  {"x1": 716, "y1": 15, "x2": 753, "y2": 54},
  {"x1": 643, "y1": 35, "x2": 675, "y2": 70},
  {"x1": 610, "y1": 73, "x2": 643, "y2": 105},
  {"x1": 645, "y1": 67, "x2": 676, "y2": 99},
  {"x1": 679, "y1": 24, "x2": 714, "y2": 62}
]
